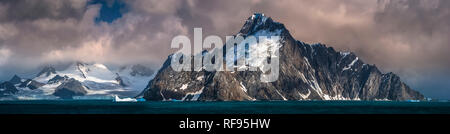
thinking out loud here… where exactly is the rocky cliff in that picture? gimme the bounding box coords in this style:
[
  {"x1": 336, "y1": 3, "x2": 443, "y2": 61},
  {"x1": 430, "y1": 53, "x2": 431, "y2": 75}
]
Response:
[{"x1": 142, "y1": 13, "x2": 424, "y2": 101}]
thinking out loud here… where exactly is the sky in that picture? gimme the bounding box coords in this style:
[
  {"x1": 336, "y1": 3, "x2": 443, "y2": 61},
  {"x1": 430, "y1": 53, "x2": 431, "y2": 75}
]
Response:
[{"x1": 0, "y1": 0, "x2": 449, "y2": 99}]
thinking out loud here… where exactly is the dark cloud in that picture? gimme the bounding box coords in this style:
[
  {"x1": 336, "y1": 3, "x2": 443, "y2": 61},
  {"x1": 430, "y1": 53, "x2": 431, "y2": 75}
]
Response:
[
  {"x1": 0, "y1": 0, "x2": 449, "y2": 98},
  {"x1": 0, "y1": 0, "x2": 86, "y2": 22},
  {"x1": 373, "y1": 0, "x2": 450, "y2": 70}
]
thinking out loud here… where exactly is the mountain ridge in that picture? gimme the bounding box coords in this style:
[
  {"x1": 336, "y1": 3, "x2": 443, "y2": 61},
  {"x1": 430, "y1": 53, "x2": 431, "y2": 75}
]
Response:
[
  {"x1": 0, "y1": 62, "x2": 155, "y2": 100},
  {"x1": 142, "y1": 13, "x2": 424, "y2": 101}
]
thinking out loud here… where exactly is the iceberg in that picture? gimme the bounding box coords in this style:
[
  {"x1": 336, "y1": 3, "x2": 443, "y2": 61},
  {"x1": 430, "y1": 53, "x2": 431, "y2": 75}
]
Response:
[{"x1": 113, "y1": 95, "x2": 137, "y2": 102}]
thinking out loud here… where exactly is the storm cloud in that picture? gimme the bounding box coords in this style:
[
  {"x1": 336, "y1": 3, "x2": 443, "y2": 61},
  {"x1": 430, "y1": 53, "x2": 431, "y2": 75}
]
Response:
[{"x1": 0, "y1": 0, "x2": 449, "y2": 99}]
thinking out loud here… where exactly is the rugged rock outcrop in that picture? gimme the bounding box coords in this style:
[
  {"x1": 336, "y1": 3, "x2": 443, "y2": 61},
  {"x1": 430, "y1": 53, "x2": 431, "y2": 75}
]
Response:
[
  {"x1": 115, "y1": 74, "x2": 128, "y2": 87},
  {"x1": 9, "y1": 75, "x2": 23, "y2": 85},
  {"x1": 53, "y1": 78, "x2": 87, "y2": 99},
  {"x1": 36, "y1": 66, "x2": 57, "y2": 77},
  {"x1": 142, "y1": 13, "x2": 424, "y2": 101},
  {"x1": 18, "y1": 79, "x2": 45, "y2": 90},
  {"x1": 47, "y1": 75, "x2": 69, "y2": 84},
  {"x1": 0, "y1": 82, "x2": 19, "y2": 96}
]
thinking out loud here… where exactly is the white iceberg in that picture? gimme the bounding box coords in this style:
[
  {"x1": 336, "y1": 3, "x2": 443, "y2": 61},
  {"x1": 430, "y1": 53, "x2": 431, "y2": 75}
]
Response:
[{"x1": 113, "y1": 95, "x2": 137, "y2": 102}]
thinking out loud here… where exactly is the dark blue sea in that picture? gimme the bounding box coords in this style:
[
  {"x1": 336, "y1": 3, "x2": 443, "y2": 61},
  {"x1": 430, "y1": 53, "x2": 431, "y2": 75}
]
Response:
[{"x1": 0, "y1": 100, "x2": 449, "y2": 114}]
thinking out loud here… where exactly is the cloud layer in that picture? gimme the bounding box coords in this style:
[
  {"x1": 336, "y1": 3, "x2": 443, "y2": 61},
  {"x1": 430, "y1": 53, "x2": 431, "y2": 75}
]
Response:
[{"x1": 0, "y1": 0, "x2": 449, "y2": 98}]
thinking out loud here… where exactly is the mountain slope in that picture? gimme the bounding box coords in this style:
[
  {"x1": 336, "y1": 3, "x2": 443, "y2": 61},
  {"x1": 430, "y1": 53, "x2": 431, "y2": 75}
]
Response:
[
  {"x1": 142, "y1": 13, "x2": 424, "y2": 101},
  {"x1": 0, "y1": 63, "x2": 155, "y2": 100}
]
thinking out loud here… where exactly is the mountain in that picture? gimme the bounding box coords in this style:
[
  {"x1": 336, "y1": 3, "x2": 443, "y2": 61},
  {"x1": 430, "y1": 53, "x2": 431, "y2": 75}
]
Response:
[
  {"x1": 18, "y1": 79, "x2": 45, "y2": 90},
  {"x1": 53, "y1": 78, "x2": 88, "y2": 99},
  {"x1": 142, "y1": 13, "x2": 424, "y2": 101},
  {"x1": 116, "y1": 64, "x2": 156, "y2": 91},
  {"x1": 36, "y1": 66, "x2": 57, "y2": 78},
  {"x1": 0, "y1": 62, "x2": 155, "y2": 100},
  {"x1": 47, "y1": 75, "x2": 69, "y2": 84},
  {"x1": 0, "y1": 82, "x2": 18, "y2": 97},
  {"x1": 9, "y1": 75, "x2": 23, "y2": 85}
]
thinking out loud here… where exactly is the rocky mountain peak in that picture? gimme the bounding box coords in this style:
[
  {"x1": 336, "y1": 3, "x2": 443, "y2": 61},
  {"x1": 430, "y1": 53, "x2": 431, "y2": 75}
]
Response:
[
  {"x1": 53, "y1": 78, "x2": 87, "y2": 99},
  {"x1": 9, "y1": 75, "x2": 22, "y2": 85},
  {"x1": 239, "y1": 13, "x2": 287, "y2": 36},
  {"x1": 36, "y1": 66, "x2": 57, "y2": 77},
  {"x1": 75, "y1": 61, "x2": 88, "y2": 67},
  {"x1": 0, "y1": 81, "x2": 18, "y2": 96},
  {"x1": 143, "y1": 13, "x2": 424, "y2": 101},
  {"x1": 18, "y1": 79, "x2": 45, "y2": 90}
]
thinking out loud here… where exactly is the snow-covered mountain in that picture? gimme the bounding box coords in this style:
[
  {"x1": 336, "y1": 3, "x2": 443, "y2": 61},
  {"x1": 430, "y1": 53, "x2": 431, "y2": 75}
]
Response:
[
  {"x1": 116, "y1": 64, "x2": 156, "y2": 93},
  {"x1": 142, "y1": 13, "x2": 424, "y2": 101},
  {"x1": 0, "y1": 13, "x2": 425, "y2": 101},
  {"x1": 0, "y1": 62, "x2": 155, "y2": 100}
]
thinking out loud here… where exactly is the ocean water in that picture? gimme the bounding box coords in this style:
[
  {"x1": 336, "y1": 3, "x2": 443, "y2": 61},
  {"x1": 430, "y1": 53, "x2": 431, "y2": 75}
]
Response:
[{"x1": 0, "y1": 100, "x2": 449, "y2": 114}]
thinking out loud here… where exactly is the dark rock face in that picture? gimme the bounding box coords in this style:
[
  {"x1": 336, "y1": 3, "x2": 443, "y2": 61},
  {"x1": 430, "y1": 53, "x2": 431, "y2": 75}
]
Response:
[
  {"x1": 143, "y1": 13, "x2": 424, "y2": 101},
  {"x1": 36, "y1": 66, "x2": 57, "y2": 77},
  {"x1": 115, "y1": 74, "x2": 128, "y2": 87},
  {"x1": 130, "y1": 64, "x2": 154, "y2": 77},
  {"x1": 0, "y1": 82, "x2": 19, "y2": 96},
  {"x1": 9, "y1": 75, "x2": 22, "y2": 85},
  {"x1": 53, "y1": 78, "x2": 87, "y2": 99},
  {"x1": 18, "y1": 79, "x2": 45, "y2": 90},
  {"x1": 47, "y1": 75, "x2": 69, "y2": 84}
]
